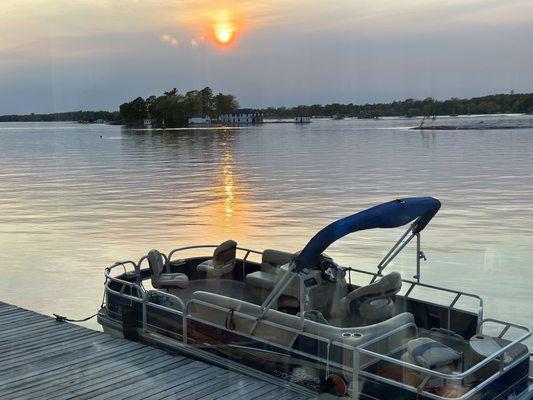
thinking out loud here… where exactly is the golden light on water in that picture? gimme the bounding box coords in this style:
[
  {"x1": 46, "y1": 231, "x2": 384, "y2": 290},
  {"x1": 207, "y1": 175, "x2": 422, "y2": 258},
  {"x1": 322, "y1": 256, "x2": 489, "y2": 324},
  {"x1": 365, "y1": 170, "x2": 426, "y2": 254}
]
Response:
[
  {"x1": 191, "y1": 133, "x2": 253, "y2": 241},
  {"x1": 222, "y1": 152, "x2": 235, "y2": 217}
]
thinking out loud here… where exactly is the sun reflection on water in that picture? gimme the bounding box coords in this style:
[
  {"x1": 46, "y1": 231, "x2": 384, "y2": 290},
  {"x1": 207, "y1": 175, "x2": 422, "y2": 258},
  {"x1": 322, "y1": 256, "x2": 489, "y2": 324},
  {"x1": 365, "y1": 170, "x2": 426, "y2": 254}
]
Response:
[
  {"x1": 222, "y1": 151, "x2": 235, "y2": 218},
  {"x1": 195, "y1": 133, "x2": 253, "y2": 242}
]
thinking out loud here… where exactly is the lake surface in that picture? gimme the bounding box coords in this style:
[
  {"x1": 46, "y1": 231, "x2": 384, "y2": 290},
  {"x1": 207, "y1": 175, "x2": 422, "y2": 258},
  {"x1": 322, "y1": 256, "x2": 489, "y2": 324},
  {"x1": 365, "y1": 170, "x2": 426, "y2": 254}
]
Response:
[{"x1": 0, "y1": 116, "x2": 532, "y2": 343}]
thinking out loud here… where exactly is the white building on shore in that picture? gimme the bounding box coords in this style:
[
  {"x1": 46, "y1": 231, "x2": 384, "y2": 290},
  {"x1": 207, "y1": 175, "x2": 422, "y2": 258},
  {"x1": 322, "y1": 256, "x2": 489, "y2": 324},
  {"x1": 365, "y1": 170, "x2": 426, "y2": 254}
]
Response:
[
  {"x1": 188, "y1": 115, "x2": 212, "y2": 125},
  {"x1": 219, "y1": 109, "x2": 263, "y2": 125}
]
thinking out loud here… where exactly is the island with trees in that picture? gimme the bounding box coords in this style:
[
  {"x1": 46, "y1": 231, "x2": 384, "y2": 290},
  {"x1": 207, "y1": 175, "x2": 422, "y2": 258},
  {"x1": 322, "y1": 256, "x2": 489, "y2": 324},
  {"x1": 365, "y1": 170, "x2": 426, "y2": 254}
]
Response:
[{"x1": 119, "y1": 87, "x2": 239, "y2": 127}]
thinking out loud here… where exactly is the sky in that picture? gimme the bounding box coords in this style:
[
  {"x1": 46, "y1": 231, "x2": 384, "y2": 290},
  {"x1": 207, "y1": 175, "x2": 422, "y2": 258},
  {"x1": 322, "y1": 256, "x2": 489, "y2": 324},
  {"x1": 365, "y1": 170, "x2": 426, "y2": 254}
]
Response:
[{"x1": 1, "y1": 0, "x2": 533, "y2": 114}]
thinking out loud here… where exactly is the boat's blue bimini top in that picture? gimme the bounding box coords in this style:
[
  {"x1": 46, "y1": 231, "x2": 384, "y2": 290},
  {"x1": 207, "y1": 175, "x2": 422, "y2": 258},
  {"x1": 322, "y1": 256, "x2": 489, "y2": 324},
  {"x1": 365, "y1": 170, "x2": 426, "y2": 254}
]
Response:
[{"x1": 294, "y1": 197, "x2": 441, "y2": 270}]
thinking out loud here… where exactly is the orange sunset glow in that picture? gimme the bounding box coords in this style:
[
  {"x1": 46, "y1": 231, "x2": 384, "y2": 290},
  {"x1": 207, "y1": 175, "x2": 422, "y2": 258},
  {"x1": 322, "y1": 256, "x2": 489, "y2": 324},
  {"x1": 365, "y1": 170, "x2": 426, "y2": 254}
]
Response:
[{"x1": 210, "y1": 9, "x2": 238, "y2": 46}]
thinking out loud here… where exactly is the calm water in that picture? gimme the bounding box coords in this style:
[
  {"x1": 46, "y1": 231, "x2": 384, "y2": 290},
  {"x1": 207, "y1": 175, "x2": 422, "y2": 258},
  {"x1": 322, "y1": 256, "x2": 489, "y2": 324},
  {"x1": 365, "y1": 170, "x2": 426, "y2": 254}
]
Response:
[{"x1": 0, "y1": 117, "x2": 532, "y2": 342}]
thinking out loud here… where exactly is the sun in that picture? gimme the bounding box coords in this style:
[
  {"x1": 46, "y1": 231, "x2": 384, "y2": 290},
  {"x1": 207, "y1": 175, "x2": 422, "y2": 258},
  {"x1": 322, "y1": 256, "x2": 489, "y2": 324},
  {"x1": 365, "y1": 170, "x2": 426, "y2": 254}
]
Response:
[
  {"x1": 210, "y1": 9, "x2": 237, "y2": 46},
  {"x1": 215, "y1": 28, "x2": 233, "y2": 44}
]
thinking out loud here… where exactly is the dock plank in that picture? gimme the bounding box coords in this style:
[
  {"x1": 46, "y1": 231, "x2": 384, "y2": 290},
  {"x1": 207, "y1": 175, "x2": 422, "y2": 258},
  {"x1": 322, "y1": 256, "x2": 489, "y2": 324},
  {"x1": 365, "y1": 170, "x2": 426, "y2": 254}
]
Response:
[
  {"x1": 0, "y1": 300, "x2": 314, "y2": 399},
  {"x1": 0, "y1": 341, "x2": 144, "y2": 392},
  {"x1": 3, "y1": 344, "x2": 161, "y2": 396}
]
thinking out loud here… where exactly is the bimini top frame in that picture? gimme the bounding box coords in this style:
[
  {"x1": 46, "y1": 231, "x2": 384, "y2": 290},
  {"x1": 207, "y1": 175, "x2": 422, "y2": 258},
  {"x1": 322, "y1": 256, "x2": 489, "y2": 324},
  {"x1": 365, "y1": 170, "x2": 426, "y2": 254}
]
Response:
[
  {"x1": 294, "y1": 197, "x2": 441, "y2": 272},
  {"x1": 260, "y1": 197, "x2": 441, "y2": 320}
]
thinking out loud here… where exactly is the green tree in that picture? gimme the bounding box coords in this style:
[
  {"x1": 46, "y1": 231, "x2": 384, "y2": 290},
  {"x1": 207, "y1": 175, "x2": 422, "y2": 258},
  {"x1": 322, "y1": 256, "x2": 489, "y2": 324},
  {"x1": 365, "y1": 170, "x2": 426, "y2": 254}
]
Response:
[
  {"x1": 119, "y1": 97, "x2": 147, "y2": 123},
  {"x1": 200, "y1": 87, "x2": 214, "y2": 116},
  {"x1": 214, "y1": 93, "x2": 239, "y2": 116}
]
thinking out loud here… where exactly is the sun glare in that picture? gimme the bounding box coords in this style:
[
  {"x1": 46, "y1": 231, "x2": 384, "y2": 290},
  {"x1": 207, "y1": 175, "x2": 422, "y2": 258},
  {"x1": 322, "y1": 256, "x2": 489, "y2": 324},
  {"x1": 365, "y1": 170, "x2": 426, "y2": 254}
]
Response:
[
  {"x1": 211, "y1": 10, "x2": 237, "y2": 46},
  {"x1": 215, "y1": 28, "x2": 233, "y2": 44}
]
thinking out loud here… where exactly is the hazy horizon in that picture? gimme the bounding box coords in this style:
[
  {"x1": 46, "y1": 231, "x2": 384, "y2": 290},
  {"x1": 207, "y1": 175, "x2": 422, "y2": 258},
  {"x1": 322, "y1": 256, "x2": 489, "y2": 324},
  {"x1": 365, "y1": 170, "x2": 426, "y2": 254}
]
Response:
[{"x1": 2, "y1": 0, "x2": 533, "y2": 114}]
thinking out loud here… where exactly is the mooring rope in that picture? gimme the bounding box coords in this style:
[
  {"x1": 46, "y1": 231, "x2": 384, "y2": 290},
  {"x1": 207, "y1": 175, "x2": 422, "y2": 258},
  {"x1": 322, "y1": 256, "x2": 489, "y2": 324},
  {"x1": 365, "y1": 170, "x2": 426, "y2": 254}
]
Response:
[
  {"x1": 53, "y1": 313, "x2": 98, "y2": 323},
  {"x1": 54, "y1": 286, "x2": 107, "y2": 323}
]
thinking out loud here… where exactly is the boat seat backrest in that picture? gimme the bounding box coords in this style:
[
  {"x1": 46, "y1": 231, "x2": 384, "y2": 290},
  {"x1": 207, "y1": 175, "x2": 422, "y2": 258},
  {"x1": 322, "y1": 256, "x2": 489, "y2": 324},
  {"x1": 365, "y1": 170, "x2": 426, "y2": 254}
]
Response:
[
  {"x1": 148, "y1": 249, "x2": 165, "y2": 281},
  {"x1": 197, "y1": 239, "x2": 237, "y2": 277},
  {"x1": 260, "y1": 249, "x2": 293, "y2": 273},
  {"x1": 189, "y1": 290, "x2": 414, "y2": 351},
  {"x1": 340, "y1": 272, "x2": 402, "y2": 320},
  {"x1": 212, "y1": 239, "x2": 238, "y2": 266}
]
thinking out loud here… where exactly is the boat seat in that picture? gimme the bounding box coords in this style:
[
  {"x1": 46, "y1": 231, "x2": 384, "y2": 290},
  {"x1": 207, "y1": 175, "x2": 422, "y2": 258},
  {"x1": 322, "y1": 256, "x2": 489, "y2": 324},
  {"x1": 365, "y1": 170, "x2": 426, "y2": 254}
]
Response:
[
  {"x1": 260, "y1": 249, "x2": 293, "y2": 273},
  {"x1": 340, "y1": 272, "x2": 402, "y2": 323},
  {"x1": 189, "y1": 290, "x2": 415, "y2": 377},
  {"x1": 245, "y1": 268, "x2": 300, "y2": 309},
  {"x1": 147, "y1": 249, "x2": 189, "y2": 289},
  {"x1": 197, "y1": 239, "x2": 237, "y2": 277}
]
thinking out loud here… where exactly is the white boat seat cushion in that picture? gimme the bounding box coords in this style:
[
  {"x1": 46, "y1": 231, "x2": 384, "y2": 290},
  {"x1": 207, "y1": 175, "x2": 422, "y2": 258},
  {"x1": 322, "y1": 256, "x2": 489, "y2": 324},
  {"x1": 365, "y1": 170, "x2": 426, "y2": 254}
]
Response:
[
  {"x1": 197, "y1": 239, "x2": 237, "y2": 277},
  {"x1": 340, "y1": 272, "x2": 402, "y2": 322},
  {"x1": 406, "y1": 337, "x2": 461, "y2": 369},
  {"x1": 147, "y1": 249, "x2": 189, "y2": 289}
]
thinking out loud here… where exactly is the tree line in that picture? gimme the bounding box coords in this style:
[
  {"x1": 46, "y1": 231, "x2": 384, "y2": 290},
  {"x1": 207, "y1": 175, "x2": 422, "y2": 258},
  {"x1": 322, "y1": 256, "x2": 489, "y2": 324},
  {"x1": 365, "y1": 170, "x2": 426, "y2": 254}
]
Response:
[
  {"x1": 0, "y1": 110, "x2": 119, "y2": 123},
  {"x1": 2, "y1": 91, "x2": 532, "y2": 123},
  {"x1": 262, "y1": 93, "x2": 533, "y2": 119},
  {"x1": 119, "y1": 87, "x2": 239, "y2": 127}
]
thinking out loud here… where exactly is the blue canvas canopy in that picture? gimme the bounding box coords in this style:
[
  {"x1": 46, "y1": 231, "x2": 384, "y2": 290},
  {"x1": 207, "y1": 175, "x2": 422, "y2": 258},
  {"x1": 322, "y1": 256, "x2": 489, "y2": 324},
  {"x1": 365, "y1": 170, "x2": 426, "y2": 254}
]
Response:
[{"x1": 294, "y1": 197, "x2": 441, "y2": 270}]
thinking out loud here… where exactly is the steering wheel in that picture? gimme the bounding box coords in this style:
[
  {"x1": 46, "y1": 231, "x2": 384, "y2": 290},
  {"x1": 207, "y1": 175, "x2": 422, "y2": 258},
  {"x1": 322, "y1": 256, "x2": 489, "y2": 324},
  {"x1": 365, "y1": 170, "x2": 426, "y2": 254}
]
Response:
[{"x1": 320, "y1": 259, "x2": 339, "y2": 283}]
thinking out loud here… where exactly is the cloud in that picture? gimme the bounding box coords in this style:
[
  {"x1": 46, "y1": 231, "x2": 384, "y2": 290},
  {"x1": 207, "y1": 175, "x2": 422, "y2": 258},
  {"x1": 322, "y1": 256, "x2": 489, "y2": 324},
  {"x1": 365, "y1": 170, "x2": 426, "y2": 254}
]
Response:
[{"x1": 160, "y1": 33, "x2": 179, "y2": 47}]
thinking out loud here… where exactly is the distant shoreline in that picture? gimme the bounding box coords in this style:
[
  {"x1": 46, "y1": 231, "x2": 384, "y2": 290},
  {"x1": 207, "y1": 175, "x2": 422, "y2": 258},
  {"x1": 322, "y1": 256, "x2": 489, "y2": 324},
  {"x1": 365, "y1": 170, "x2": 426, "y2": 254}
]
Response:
[
  {"x1": 412, "y1": 124, "x2": 533, "y2": 131},
  {"x1": 1, "y1": 112, "x2": 533, "y2": 126},
  {"x1": 1, "y1": 91, "x2": 532, "y2": 123}
]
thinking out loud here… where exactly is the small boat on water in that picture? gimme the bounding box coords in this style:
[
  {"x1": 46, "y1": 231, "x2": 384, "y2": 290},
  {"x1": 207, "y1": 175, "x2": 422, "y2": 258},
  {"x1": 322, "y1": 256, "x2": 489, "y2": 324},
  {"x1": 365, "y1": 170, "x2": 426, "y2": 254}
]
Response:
[{"x1": 98, "y1": 197, "x2": 532, "y2": 399}]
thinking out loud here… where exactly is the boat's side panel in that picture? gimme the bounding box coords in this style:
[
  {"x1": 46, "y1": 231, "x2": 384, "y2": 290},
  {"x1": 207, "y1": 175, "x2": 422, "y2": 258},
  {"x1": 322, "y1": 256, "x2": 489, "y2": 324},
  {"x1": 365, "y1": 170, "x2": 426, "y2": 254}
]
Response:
[{"x1": 185, "y1": 319, "x2": 337, "y2": 394}]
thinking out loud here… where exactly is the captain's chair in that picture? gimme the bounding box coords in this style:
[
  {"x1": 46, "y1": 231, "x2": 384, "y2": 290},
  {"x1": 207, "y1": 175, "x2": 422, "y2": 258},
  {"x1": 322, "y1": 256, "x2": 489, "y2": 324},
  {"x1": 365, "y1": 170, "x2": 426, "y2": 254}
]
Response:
[
  {"x1": 340, "y1": 272, "x2": 402, "y2": 323},
  {"x1": 197, "y1": 239, "x2": 237, "y2": 278},
  {"x1": 147, "y1": 249, "x2": 189, "y2": 289}
]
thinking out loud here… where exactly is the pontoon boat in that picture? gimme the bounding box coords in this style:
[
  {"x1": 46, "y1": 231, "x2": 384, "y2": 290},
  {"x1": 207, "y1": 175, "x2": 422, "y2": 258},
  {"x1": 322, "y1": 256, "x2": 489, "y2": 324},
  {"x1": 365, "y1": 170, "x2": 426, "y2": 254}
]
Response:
[{"x1": 98, "y1": 197, "x2": 532, "y2": 399}]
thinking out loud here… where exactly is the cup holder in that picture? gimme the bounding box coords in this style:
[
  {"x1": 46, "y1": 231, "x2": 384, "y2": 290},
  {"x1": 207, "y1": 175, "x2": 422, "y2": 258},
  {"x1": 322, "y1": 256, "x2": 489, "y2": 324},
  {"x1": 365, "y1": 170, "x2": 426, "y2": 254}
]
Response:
[{"x1": 342, "y1": 332, "x2": 363, "y2": 338}]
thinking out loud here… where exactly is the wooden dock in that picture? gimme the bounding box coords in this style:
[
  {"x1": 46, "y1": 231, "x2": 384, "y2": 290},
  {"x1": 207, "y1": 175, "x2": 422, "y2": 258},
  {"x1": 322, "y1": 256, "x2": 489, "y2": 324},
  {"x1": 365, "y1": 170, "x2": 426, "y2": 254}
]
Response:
[{"x1": 0, "y1": 301, "x2": 313, "y2": 399}]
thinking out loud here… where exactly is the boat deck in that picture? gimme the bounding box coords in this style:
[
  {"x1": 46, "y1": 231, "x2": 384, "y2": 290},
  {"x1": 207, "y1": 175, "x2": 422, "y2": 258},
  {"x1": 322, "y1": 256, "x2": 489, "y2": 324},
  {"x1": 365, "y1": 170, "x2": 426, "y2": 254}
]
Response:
[{"x1": 0, "y1": 300, "x2": 314, "y2": 400}]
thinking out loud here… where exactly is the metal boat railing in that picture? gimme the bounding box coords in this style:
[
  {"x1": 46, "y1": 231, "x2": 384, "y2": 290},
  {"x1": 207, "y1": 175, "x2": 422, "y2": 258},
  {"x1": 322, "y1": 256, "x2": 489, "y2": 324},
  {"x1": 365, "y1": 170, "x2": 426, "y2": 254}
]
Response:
[
  {"x1": 168, "y1": 244, "x2": 263, "y2": 260},
  {"x1": 166, "y1": 245, "x2": 484, "y2": 327},
  {"x1": 356, "y1": 318, "x2": 531, "y2": 400},
  {"x1": 344, "y1": 266, "x2": 484, "y2": 333},
  {"x1": 102, "y1": 247, "x2": 529, "y2": 400}
]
